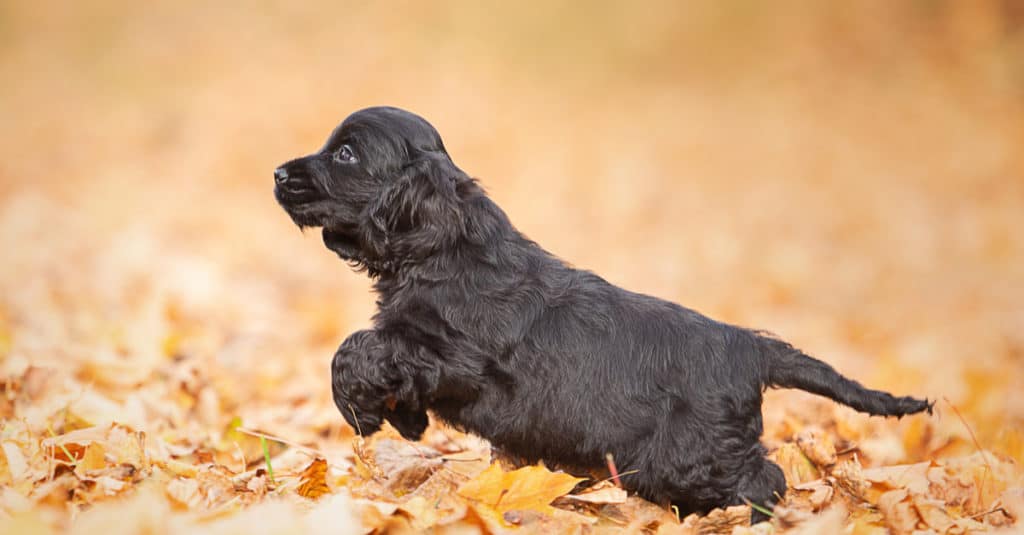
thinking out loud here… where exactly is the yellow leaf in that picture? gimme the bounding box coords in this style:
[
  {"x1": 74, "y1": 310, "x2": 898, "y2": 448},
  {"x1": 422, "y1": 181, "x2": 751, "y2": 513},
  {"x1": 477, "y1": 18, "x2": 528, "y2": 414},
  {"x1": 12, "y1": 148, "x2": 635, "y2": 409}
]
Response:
[
  {"x1": 457, "y1": 462, "x2": 583, "y2": 516},
  {"x1": 456, "y1": 462, "x2": 506, "y2": 505},
  {"x1": 499, "y1": 466, "x2": 583, "y2": 513},
  {"x1": 397, "y1": 496, "x2": 441, "y2": 531},
  {"x1": 296, "y1": 458, "x2": 331, "y2": 500},
  {"x1": 78, "y1": 443, "x2": 107, "y2": 473}
]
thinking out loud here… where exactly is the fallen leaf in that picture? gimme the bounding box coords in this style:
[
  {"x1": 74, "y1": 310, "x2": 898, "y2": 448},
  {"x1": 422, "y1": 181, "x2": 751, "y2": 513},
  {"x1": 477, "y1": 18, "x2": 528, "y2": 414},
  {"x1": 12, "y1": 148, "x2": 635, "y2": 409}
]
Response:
[
  {"x1": 770, "y1": 443, "x2": 819, "y2": 486},
  {"x1": 456, "y1": 463, "x2": 506, "y2": 506},
  {"x1": 77, "y1": 442, "x2": 107, "y2": 473},
  {"x1": 245, "y1": 473, "x2": 268, "y2": 496},
  {"x1": 784, "y1": 506, "x2": 846, "y2": 535},
  {"x1": 563, "y1": 482, "x2": 628, "y2": 505},
  {"x1": 1001, "y1": 487, "x2": 1024, "y2": 522},
  {"x1": 166, "y1": 477, "x2": 202, "y2": 509},
  {"x1": 876, "y1": 489, "x2": 918, "y2": 535},
  {"x1": 92, "y1": 475, "x2": 127, "y2": 496},
  {"x1": 373, "y1": 439, "x2": 443, "y2": 493},
  {"x1": 1, "y1": 441, "x2": 29, "y2": 481},
  {"x1": 862, "y1": 461, "x2": 931, "y2": 494},
  {"x1": 796, "y1": 428, "x2": 837, "y2": 467},
  {"x1": 793, "y1": 479, "x2": 834, "y2": 510},
  {"x1": 458, "y1": 463, "x2": 583, "y2": 516},
  {"x1": 296, "y1": 458, "x2": 331, "y2": 500},
  {"x1": 910, "y1": 495, "x2": 954, "y2": 532},
  {"x1": 397, "y1": 495, "x2": 442, "y2": 531}
]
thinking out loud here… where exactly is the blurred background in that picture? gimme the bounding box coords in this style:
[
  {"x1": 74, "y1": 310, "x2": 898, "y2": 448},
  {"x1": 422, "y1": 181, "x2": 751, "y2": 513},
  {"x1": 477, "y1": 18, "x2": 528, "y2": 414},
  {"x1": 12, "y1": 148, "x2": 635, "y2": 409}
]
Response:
[{"x1": 1, "y1": 0, "x2": 1022, "y2": 473}]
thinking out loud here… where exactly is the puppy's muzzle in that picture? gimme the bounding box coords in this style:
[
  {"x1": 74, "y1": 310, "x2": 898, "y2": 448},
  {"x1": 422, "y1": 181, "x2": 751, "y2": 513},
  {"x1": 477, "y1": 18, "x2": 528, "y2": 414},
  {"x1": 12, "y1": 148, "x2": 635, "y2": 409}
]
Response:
[{"x1": 273, "y1": 162, "x2": 317, "y2": 199}]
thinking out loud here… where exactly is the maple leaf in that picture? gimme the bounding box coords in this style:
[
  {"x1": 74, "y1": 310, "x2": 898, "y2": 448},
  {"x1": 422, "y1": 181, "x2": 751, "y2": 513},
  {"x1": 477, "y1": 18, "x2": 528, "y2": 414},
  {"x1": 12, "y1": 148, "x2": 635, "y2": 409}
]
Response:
[{"x1": 457, "y1": 463, "x2": 583, "y2": 517}]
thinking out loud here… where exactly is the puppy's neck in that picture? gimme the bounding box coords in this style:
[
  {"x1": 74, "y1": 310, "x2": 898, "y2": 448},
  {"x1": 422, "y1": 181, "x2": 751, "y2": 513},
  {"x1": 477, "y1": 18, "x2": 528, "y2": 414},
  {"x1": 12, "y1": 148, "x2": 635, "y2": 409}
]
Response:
[{"x1": 323, "y1": 227, "x2": 395, "y2": 277}]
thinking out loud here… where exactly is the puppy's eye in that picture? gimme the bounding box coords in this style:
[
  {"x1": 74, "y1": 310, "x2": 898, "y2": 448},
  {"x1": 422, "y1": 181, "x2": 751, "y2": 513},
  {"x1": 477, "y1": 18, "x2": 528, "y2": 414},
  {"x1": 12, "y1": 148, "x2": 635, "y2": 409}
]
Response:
[{"x1": 334, "y1": 144, "x2": 357, "y2": 164}]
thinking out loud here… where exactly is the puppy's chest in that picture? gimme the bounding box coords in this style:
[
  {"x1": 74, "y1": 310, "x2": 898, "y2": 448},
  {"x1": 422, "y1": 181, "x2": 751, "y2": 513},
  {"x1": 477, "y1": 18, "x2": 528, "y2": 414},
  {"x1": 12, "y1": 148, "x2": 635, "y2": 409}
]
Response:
[{"x1": 375, "y1": 289, "x2": 523, "y2": 353}]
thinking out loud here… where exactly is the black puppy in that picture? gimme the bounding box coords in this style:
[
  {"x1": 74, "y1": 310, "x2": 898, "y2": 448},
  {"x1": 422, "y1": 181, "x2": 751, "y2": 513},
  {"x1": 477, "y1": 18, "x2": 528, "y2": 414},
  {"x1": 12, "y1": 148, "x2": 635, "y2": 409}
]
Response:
[{"x1": 274, "y1": 106, "x2": 931, "y2": 521}]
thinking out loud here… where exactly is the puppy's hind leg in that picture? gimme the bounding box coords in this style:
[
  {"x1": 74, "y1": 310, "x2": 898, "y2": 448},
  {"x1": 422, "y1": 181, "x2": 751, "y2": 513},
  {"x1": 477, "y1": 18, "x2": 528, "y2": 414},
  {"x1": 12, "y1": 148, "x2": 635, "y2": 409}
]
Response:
[{"x1": 734, "y1": 458, "x2": 786, "y2": 524}]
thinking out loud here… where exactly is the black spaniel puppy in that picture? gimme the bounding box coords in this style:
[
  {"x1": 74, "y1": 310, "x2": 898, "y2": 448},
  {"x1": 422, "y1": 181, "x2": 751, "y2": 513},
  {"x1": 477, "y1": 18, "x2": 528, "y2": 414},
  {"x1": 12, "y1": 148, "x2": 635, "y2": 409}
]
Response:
[{"x1": 274, "y1": 106, "x2": 931, "y2": 521}]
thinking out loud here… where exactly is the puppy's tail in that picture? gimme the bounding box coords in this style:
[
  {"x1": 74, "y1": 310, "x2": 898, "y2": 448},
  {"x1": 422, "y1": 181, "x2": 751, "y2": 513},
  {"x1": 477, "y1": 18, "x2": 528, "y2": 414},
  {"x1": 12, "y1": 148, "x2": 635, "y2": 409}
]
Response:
[{"x1": 762, "y1": 336, "x2": 933, "y2": 417}]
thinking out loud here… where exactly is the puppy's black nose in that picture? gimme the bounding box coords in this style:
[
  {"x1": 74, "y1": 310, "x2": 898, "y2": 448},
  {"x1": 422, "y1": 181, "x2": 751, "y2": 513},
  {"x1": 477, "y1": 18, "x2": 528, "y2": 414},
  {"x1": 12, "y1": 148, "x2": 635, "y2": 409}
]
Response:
[{"x1": 274, "y1": 167, "x2": 289, "y2": 184}]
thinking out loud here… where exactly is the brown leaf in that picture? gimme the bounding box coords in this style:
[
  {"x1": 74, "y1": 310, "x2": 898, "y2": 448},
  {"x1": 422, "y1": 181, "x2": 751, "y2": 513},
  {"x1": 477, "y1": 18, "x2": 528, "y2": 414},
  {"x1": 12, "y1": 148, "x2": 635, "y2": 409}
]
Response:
[
  {"x1": 876, "y1": 489, "x2": 919, "y2": 535},
  {"x1": 563, "y1": 481, "x2": 629, "y2": 505},
  {"x1": 372, "y1": 439, "x2": 443, "y2": 493},
  {"x1": 679, "y1": 506, "x2": 750, "y2": 534},
  {"x1": 770, "y1": 443, "x2": 819, "y2": 486},
  {"x1": 793, "y1": 479, "x2": 835, "y2": 510},
  {"x1": 861, "y1": 461, "x2": 931, "y2": 495},
  {"x1": 1, "y1": 441, "x2": 29, "y2": 481},
  {"x1": 796, "y1": 428, "x2": 837, "y2": 468},
  {"x1": 910, "y1": 495, "x2": 954, "y2": 532},
  {"x1": 1001, "y1": 487, "x2": 1024, "y2": 522},
  {"x1": 166, "y1": 477, "x2": 202, "y2": 510},
  {"x1": 296, "y1": 458, "x2": 331, "y2": 500},
  {"x1": 784, "y1": 507, "x2": 846, "y2": 535}
]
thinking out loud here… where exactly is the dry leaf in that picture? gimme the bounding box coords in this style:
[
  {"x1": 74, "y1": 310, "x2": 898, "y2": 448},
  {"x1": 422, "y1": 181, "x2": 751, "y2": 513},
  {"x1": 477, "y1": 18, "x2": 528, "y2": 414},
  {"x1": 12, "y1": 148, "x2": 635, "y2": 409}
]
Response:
[
  {"x1": 793, "y1": 479, "x2": 834, "y2": 510},
  {"x1": 876, "y1": 489, "x2": 919, "y2": 535},
  {"x1": 784, "y1": 507, "x2": 845, "y2": 535},
  {"x1": 4, "y1": 25, "x2": 1024, "y2": 534},
  {"x1": 77, "y1": 442, "x2": 107, "y2": 473},
  {"x1": 563, "y1": 482, "x2": 629, "y2": 505},
  {"x1": 771, "y1": 443, "x2": 819, "y2": 486},
  {"x1": 457, "y1": 463, "x2": 583, "y2": 516},
  {"x1": 1, "y1": 441, "x2": 28, "y2": 481},
  {"x1": 1001, "y1": 487, "x2": 1024, "y2": 522},
  {"x1": 296, "y1": 458, "x2": 331, "y2": 500},
  {"x1": 166, "y1": 477, "x2": 202, "y2": 509},
  {"x1": 910, "y1": 495, "x2": 953, "y2": 532},
  {"x1": 373, "y1": 439, "x2": 443, "y2": 492},
  {"x1": 398, "y1": 495, "x2": 442, "y2": 531},
  {"x1": 862, "y1": 461, "x2": 931, "y2": 495},
  {"x1": 796, "y1": 428, "x2": 837, "y2": 468}
]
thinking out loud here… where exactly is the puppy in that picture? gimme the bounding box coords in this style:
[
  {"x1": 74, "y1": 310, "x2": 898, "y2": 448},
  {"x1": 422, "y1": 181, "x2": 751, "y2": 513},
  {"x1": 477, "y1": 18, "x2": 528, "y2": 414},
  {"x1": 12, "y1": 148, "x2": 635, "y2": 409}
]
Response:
[{"x1": 274, "y1": 106, "x2": 932, "y2": 521}]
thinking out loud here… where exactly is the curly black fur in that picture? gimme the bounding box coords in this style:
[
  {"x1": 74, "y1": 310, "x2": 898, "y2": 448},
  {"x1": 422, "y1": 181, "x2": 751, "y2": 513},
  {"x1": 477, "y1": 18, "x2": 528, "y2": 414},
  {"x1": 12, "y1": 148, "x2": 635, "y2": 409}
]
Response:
[{"x1": 274, "y1": 106, "x2": 932, "y2": 522}]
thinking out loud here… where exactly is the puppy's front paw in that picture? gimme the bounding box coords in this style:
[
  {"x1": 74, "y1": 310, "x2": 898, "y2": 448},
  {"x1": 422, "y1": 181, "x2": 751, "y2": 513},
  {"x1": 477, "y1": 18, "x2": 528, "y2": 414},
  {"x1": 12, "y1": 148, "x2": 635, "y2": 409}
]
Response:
[{"x1": 332, "y1": 334, "x2": 390, "y2": 436}]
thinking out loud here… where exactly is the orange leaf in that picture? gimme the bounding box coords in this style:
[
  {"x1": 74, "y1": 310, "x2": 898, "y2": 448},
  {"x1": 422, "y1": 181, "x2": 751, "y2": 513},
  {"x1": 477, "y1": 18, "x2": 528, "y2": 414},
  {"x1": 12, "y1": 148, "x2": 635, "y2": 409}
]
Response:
[{"x1": 296, "y1": 458, "x2": 331, "y2": 500}]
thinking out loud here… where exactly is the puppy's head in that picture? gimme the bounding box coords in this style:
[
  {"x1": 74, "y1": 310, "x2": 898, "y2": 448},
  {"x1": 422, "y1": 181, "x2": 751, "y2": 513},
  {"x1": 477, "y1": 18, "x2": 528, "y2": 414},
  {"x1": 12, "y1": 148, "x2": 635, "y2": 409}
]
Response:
[{"x1": 275, "y1": 107, "x2": 467, "y2": 274}]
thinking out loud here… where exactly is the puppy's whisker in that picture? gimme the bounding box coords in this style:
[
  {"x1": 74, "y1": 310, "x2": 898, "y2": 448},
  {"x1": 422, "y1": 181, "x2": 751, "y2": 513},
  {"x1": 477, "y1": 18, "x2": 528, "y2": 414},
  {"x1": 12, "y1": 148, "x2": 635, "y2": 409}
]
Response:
[{"x1": 347, "y1": 403, "x2": 363, "y2": 437}]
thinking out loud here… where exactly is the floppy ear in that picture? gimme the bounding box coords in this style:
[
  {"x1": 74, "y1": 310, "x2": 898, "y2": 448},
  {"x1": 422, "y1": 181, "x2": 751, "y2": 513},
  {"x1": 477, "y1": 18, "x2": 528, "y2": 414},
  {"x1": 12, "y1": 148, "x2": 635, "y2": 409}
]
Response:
[{"x1": 364, "y1": 152, "x2": 465, "y2": 263}]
